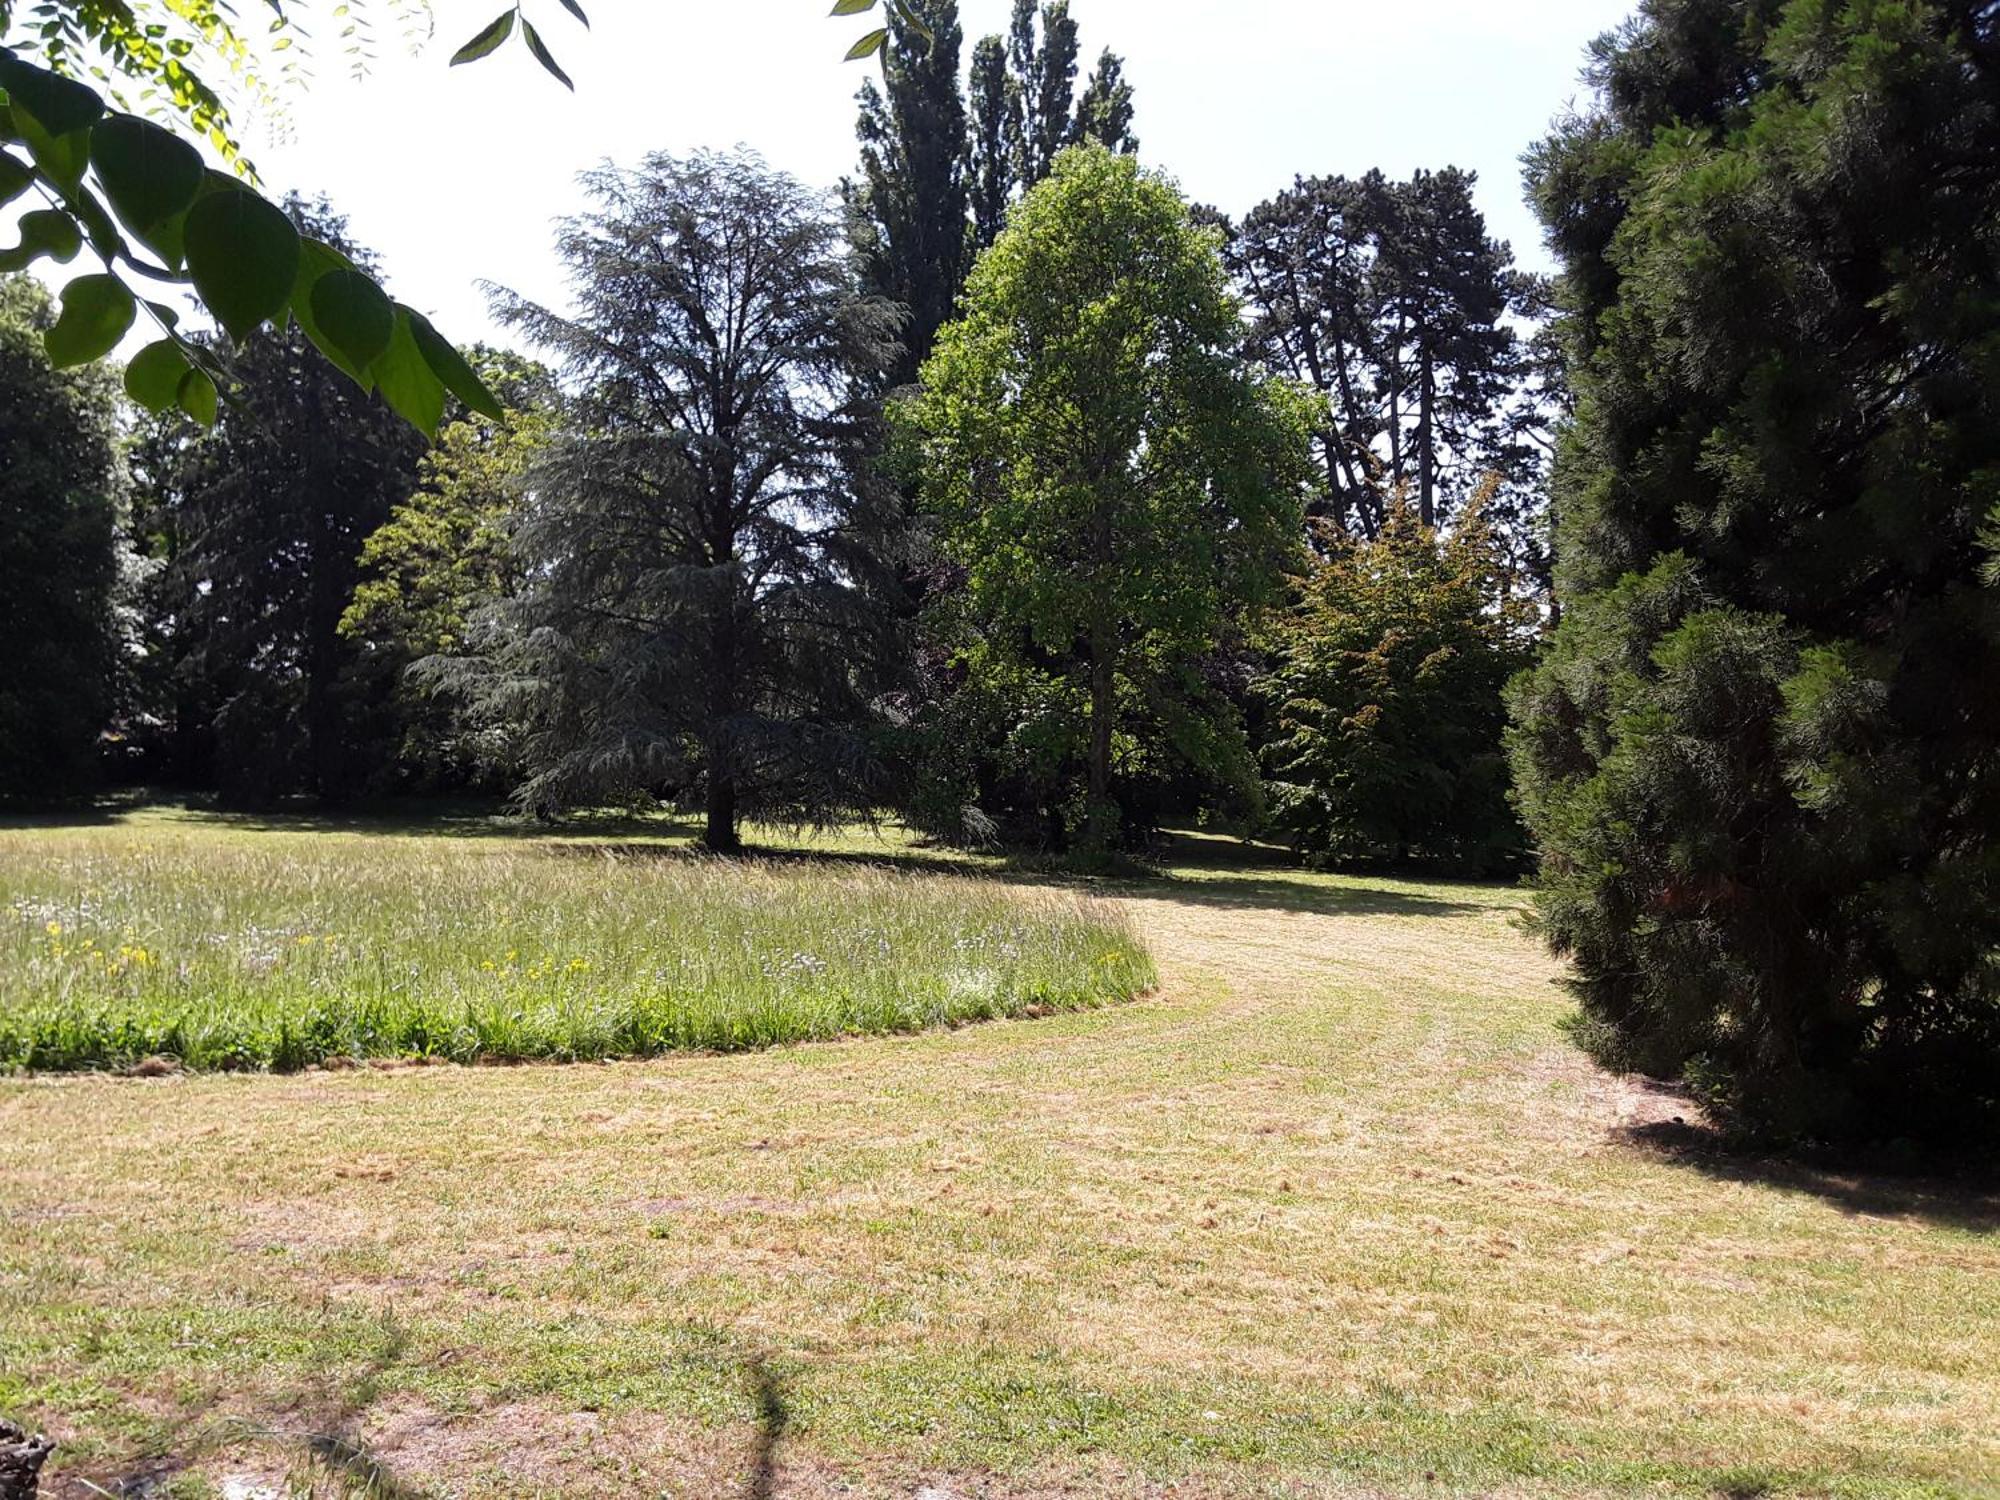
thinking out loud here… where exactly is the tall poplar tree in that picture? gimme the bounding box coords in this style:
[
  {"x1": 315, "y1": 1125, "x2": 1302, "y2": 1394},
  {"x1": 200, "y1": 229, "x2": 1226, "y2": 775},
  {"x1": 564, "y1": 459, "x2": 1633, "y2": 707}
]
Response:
[
  {"x1": 848, "y1": 0, "x2": 970, "y2": 389},
  {"x1": 1510, "y1": 0, "x2": 2000, "y2": 1147}
]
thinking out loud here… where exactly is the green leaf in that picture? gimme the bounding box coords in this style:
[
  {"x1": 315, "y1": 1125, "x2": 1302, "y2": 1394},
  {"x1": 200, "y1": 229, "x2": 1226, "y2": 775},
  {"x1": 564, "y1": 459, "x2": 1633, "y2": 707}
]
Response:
[
  {"x1": 144, "y1": 300, "x2": 182, "y2": 332},
  {"x1": 845, "y1": 27, "x2": 889, "y2": 60},
  {"x1": 520, "y1": 19, "x2": 574, "y2": 89},
  {"x1": 0, "y1": 47, "x2": 105, "y2": 138},
  {"x1": 183, "y1": 183, "x2": 301, "y2": 342},
  {"x1": 0, "y1": 149, "x2": 32, "y2": 208},
  {"x1": 556, "y1": 0, "x2": 590, "y2": 27},
  {"x1": 291, "y1": 236, "x2": 371, "y2": 386},
  {"x1": 177, "y1": 365, "x2": 219, "y2": 426},
  {"x1": 0, "y1": 207, "x2": 83, "y2": 271},
  {"x1": 310, "y1": 268, "x2": 395, "y2": 375},
  {"x1": 89, "y1": 114, "x2": 204, "y2": 267},
  {"x1": 45, "y1": 272, "x2": 136, "y2": 368},
  {"x1": 371, "y1": 307, "x2": 447, "y2": 436},
  {"x1": 829, "y1": 0, "x2": 877, "y2": 14},
  {"x1": 14, "y1": 106, "x2": 89, "y2": 189},
  {"x1": 449, "y1": 8, "x2": 514, "y2": 65},
  {"x1": 409, "y1": 310, "x2": 504, "y2": 421},
  {"x1": 124, "y1": 337, "x2": 192, "y2": 414}
]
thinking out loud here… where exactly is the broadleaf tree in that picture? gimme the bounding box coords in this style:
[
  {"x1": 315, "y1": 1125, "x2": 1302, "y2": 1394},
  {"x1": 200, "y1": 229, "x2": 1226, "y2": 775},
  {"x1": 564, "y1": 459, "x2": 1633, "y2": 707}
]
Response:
[{"x1": 902, "y1": 145, "x2": 1316, "y2": 852}]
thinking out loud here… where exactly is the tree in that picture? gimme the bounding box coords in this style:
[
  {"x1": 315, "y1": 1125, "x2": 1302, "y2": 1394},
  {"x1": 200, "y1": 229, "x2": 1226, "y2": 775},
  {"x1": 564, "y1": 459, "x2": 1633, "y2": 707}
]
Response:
[
  {"x1": 967, "y1": 34, "x2": 1016, "y2": 250},
  {"x1": 455, "y1": 149, "x2": 903, "y2": 852},
  {"x1": 0, "y1": 275, "x2": 122, "y2": 800},
  {"x1": 966, "y1": 1, "x2": 1137, "y2": 251},
  {"x1": 1072, "y1": 47, "x2": 1137, "y2": 155},
  {"x1": 847, "y1": 0, "x2": 970, "y2": 389},
  {"x1": 1509, "y1": 0, "x2": 2000, "y2": 1147},
  {"x1": 903, "y1": 146, "x2": 1315, "y2": 851},
  {"x1": 1260, "y1": 488, "x2": 1534, "y2": 874},
  {"x1": 340, "y1": 352, "x2": 554, "y2": 790},
  {"x1": 1227, "y1": 170, "x2": 1533, "y2": 538},
  {"x1": 139, "y1": 199, "x2": 426, "y2": 802}
]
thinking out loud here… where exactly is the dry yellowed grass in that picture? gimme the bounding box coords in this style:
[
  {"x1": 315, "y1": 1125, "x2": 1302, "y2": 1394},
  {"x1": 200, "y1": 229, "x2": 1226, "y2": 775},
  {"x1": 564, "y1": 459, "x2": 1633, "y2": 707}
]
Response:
[{"x1": 1, "y1": 815, "x2": 1995, "y2": 1499}]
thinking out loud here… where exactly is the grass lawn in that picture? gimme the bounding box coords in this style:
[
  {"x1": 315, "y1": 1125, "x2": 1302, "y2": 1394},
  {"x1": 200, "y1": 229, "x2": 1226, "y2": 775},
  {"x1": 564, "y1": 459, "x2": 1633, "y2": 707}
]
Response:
[
  {"x1": 0, "y1": 812, "x2": 1149, "y2": 1071},
  {"x1": 2, "y1": 809, "x2": 1995, "y2": 1498}
]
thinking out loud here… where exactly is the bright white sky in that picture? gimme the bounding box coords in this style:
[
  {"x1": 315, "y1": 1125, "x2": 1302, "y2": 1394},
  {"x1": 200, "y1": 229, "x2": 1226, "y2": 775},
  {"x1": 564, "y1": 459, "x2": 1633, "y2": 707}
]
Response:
[{"x1": 27, "y1": 0, "x2": 1636, "y2": 354}]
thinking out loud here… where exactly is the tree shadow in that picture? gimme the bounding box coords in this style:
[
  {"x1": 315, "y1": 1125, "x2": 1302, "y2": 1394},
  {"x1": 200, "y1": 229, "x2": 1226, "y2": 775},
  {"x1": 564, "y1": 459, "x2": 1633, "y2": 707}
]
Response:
[
  {"x1": 1133, "y1": 872, "x2": 1497, "y2": 920},
  {"x1": 1619, "y1": 1114, "x2": 2000, "y2": 1235},
  {"x1": 744, "y1": 1355, "x2": 788, "y2": 1500}
]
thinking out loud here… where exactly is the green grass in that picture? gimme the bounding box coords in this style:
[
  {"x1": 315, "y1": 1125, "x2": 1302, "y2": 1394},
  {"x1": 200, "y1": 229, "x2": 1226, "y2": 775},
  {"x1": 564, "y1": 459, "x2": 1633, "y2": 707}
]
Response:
[
  {"x1": 0, "y1": 817, "x2": 1153, "y2": 1072},
  {"x1": 2, "y1": 809, "x2": 1995, "y2": 1498}
]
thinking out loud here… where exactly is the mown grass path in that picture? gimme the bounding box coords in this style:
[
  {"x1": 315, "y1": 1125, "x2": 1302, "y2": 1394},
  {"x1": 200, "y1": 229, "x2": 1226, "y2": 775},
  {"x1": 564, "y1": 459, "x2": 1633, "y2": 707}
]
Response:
[{"x1": 3, "y1": 825, "x2": 1996, "y2": 1498}]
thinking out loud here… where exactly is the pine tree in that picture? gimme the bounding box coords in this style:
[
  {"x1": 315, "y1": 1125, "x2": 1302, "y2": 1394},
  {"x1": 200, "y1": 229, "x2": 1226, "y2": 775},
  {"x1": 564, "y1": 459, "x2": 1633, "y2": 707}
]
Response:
[
  {"x1": 1510, "y1": 0, "x2": 2000, "y2": 1147},
  {"x1": 1227, "y1": 171, "x2": 1536, "y2": 539},
  {"x1": 848, "y1": 0, "x2": 970, "y2": 389},
  {"x1": 466, "y1": 150, "x2": 904, "y2": 851},
  {"x1": 0, "y1": 277, "x2": 123, "y2": 802}
]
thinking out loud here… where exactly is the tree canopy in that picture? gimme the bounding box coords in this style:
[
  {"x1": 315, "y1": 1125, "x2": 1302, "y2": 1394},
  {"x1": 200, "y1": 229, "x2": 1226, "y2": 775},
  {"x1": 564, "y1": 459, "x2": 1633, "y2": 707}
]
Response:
[
  {"x1": 444, "y1": 149, "x2": 904, "y2": 851},
  {"x1": 1509, "y1": 0, "x2": 2000, "y2": 1147},
  {"x1": 902, "y1": 145, "x2": 1315, "y2": 851}
]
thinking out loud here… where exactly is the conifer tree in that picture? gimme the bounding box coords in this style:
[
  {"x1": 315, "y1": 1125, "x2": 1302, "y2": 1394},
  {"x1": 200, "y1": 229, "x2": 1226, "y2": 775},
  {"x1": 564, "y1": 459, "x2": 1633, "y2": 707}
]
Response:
[
  {"x1": 463, "y1": 150, "x2": 904, "y2": 851},
  {"x1": 1510, "y1": 0, "x2": 2000, "y2": 1146},
  {"x1": 0, "y1": 277, "x2": 123, "y2": 802},
  {"x1": 139, "y1": 199, "x2": 425, "y2": 804}
]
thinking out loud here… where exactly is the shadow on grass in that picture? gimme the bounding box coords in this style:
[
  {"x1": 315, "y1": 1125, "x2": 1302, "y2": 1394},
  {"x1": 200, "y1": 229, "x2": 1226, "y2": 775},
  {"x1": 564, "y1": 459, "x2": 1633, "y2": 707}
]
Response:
[{"x1": 1620, "y1": 1116, "x2": 2000, "y2": 1235}]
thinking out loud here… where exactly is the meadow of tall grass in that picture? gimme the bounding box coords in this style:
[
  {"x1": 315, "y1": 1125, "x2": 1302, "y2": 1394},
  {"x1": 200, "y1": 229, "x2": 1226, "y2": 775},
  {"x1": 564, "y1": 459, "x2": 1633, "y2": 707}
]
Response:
[{"x1": 0, "y1": 824, "x2": 1154, "y2": 1071}]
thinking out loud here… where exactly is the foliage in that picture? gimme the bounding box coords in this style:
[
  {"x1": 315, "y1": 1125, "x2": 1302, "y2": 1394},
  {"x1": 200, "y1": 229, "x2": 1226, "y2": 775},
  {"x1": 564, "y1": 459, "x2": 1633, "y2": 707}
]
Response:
[
  {"x1": 131, "y1": 198, "x2": 426, "y2": 803},
  {"x1": 0, "y1": 33, "x2": 499, "y2": 432},
  {"x1": 966, "y1": 0, "x2": 1136, "y2": 252},
  {"x1": 445, "y1": 149, "x2": 904, "y2": 852},
  {"x1": 847, "y1": 0, "x2": 969, "y2": 390},
  {"x1": 1260, "y1": 491, "x2": 1535, "y2": 875},
  {"x1": 1225, "y1": 169, "x2": 1548, "y2": 556},
  {"x1": 0, "y1": 274, "x2": 122, "y2": 801},
  {"x1": 338, "y1": 350, "x2": 554, "y2": 791},
  {"x1": 0, "y1": 823, "x2": 1154, "y2": 1071},
  {"x1": 1510, "y1": 0, "x2": 2000, "y2": 1147},
  {"x1": 901, "y1": 146, "x2": 1316, "y2": 850},
  {"x1": 0, "y1": 0, "x2": 889, "y2": 420}
]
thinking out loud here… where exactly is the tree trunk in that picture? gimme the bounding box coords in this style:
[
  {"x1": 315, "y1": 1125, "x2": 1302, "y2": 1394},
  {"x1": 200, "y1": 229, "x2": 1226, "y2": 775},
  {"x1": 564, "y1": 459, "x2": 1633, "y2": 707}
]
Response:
[
  {"x1": 1417, "y1": 342, "x2": 1436, "y2": 528},
  {"x1": 1085, "y1": 630, "x2": 1117, "y2": 851},
  {"x1": 704, "y1": 771, "x2": 740, "y2": 854},
  {"x1": 0, "y1": 1422, "x2": 53, "y2": 1500}
]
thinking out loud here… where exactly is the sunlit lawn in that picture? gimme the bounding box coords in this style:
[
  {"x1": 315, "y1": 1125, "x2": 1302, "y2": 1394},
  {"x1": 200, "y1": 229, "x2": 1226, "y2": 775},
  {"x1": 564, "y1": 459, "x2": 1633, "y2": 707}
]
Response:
[
  {"x1": 1, "y1": 808, "x2": 1995, "y2": 1498},
  {"x1": 0, "y1": 811, "x2": 1148, "y2": 1071}
]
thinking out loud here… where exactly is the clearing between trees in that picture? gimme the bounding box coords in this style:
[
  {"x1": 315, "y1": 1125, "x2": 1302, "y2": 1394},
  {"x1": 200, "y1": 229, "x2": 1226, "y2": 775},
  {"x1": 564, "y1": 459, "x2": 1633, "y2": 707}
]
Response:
[{"x1": 1, "y1": 815, "x2": 1994, "y2": 1499}]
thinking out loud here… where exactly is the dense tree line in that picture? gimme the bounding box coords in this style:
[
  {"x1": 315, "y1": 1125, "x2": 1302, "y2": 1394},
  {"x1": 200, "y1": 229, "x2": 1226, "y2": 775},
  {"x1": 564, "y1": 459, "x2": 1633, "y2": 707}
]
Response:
[{"x1": 10, "y1": 0, "x2": 1991, "y2": 1147}]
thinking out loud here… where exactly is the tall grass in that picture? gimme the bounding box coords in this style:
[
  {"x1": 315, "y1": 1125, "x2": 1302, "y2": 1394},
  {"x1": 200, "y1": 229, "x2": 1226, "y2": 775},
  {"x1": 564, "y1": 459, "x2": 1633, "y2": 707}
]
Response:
[{"x1": 0, "y1": 828, "x2": 1155, "y2": 1072}]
